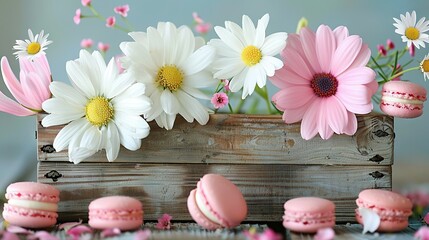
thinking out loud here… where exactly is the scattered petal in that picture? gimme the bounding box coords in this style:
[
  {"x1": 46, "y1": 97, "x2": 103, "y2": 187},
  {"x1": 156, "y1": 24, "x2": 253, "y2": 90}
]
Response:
[
  {"x1": 415, "y1": 226, "x2": 429, "y2": 240},
  {"x1": 100, "y1": 228, "x2": 121, "y2": 238},
  {"x1": 134, "y1": 229, "x2": 151, "y2": 240},
  {"x1": 359, "y1": 207, "x2": 380, "y2": 234},
  {"x1": 28, "y1": 231, "x2": 59, "y2": 240},
  {"x1": 58, "y1": 220, "x2": 83, "y2": 232},
  {"x1": 7, "y1": 225, "x2": 33, "y2": 234},
  {"x1": 66, "y1": 225, "x2": 93, "y2": 237},
  {"x1": 314, "y1": 228, "x2": 335, "y2": 240}
]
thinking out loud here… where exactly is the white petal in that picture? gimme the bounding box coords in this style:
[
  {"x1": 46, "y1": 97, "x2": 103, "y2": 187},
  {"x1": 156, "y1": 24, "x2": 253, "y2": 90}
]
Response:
[
  {"x1": 176, "y1": 90, "x2": 209, "y2": 125},
  {"x1": 105, "y1": 123, "x2": 120, "y2": 162},
  {"x1": 53, "y1": 118, "x2": 88, "y2": 152},
  {"x1": 242, "y1": 15, "x2": 256, "y2": 45},
  {"x1": 214, "y1": 26, "x2": 244, "y2": 52},
  {"x1": 229, "y1": 68, "x2": 248, "y2": 92},
  {"x1": 114, "y1": 96, "x2": 152, "y2": 115},
  {"x1": 128, "y1": 31, "x2": 147, "y2": 43},
  {"x1": 261, "y1": 32, "x2": 287, "y2": 56},
  {"x1": 146, "y1": 27, "x2": 164, "y2": 67},
  {"x1": 181, "y1": 85, "x2": 210, "y2": 100},
  {"x1": 49, "y1": 82, "x2": 87, "y2": 107},
  {"x1": 175, "y1": 26, "x2": 196, "y2": 66},
  {"x1": 163, "y1": 22, "x2": 178, "y2": 65},
  {"x1": 155, "y1": 112, "x2": 176, "y2": 130},
  {"x1": 144, "y1": 89, "x2": 164, "y2": 121},
  {"x1": 160, "y1": 89, "x2": 180, "y2": 114},
  {"x1": 254, "y1": 14, "x2": 269, "y2": 47},
  {"x1": 181, "y1": 45, "x2": 215, "y2": 76},
  {"x1": 78, "y1": 50, "x2": 102, "y2": 94},
  {"x1": 66, "y1": 60, "x2": 96, "y2": 98},
  {"x1": 225, "y1": 20, "x2": 246, "y2": 46},
  {"x1": 41, "y1": 113, "x2": 84, "y2": 127},
  {"x1": 359, "y1": 207, "x2": 380, "y2": 234},
  {"x1": 212, "y1": 58, "x2": 244, "y2": 79},
  {"x1": 185, "y1": 71, "x2": 218, "y2": 88},
  {"x1": 42, "y1": 98, "x2": 84, "y2": 115}
]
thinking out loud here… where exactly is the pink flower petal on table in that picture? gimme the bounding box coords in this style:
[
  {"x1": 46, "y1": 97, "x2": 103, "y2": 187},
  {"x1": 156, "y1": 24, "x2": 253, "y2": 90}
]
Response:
[
  {"x1": 58, "y1": 220, "x2": 83, "y2": 232},
  {"x1": 28, "y1": 231, "x2": 59, "y2": 240},
  {"x1": 66, "y1": 225, "x2": 93, "y2": 237},
  {"x1": 359, "y1": 207, "x2": 380, "y2": 234},
  {"x1": 134, "y1": 229, "x2": 151, "y2": 240},
  {"x1": 2, "y1": 232, "x2": 20, "y2": 240},
  {"x1": 7, "y1": 225, "x2": 33, "y2": 234},
  {"x1": 258, "y1": 228, "x2": 282, "y2": 240},
  {"x1": 415, "y1": 226, "x2": 429, "y2": 240},
  {"x1": 101, "y1": 228, "x2": 121, "y2": 238},
  {"x1": 314, "y1": 228, "x2": 335, "y2": 240}
]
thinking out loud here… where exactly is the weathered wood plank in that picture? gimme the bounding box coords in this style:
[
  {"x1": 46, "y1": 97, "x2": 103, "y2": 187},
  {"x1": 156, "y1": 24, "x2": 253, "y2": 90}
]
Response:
[
  {"x1": 37, "y1": 162, "x2": 391, "y2": 222},
  {"x1": 37, "y1": 113, "x2": 394, "y2": 165}
]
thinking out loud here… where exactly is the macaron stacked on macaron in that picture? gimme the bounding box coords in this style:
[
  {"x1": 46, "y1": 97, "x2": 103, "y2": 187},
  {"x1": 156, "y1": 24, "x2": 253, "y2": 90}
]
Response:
[
  {"x1": 187, "y1": 173, "x2": 247, "y2": 230},
  {"x1": 380, "y1": 81, "x2": 427, "y2": 118},
  {"x1": 88, "y1": 196, "x2": 143, "y2": 230},
  {"x1": 3, "y1": 182, "x2": 60, "y2": 228},
  {"x1": 283, "y1": 197, "x2": 335, "y2": 233},
  {"x1": 355, "y1": 189, "x2": 412, "y2": 232}
]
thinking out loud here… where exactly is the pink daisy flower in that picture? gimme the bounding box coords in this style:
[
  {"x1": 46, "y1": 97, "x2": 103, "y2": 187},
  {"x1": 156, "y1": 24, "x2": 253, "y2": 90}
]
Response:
[{"x1": 271, "y1": 25, "x2": 377, "y2": 140}]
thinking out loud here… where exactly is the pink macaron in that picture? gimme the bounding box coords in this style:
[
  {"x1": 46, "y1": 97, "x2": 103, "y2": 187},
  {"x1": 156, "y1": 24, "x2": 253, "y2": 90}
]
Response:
[
  {"x1": 2, "y1": 182, "x2": 60, "y2": 228},
  {"x1": 88, "y1": 196, "x2": 143, "y2": 230},
  {"x1": 380, "y1": 81, "x2": 427, "y2": 118},
  {"x1": 355, "y1": 189, "x2": 412, "y2": 232},
  {"x1": 282, "y1": 197, "x2": 335, "y2": 233},
  {"x1": 187, "y1": 174, "x2": 247, "y2": 230}
]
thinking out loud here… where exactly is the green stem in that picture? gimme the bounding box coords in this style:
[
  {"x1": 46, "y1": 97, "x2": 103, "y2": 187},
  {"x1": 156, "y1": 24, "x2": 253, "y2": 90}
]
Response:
[
  {"x1": 390, "y1": 66, "x2": 421, "y2": 80},
  {"x1": 235, "y1": 98, "x2": 245, "y2": 114},
  {"x1": 113, "y1": 24, "x2": 132, "y2": 33},
  {"x1": 122, "y1": 17, "x2": 134, "y2": 31},
  {"x1": 228, "y1": 103, "x2": 233, "y2": 113},
  {"x1": 88, "y1": 5, "x2": 104, "y2": 21}
]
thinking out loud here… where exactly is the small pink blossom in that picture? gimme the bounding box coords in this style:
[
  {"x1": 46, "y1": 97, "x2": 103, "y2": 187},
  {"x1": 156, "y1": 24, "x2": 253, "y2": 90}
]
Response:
[
  {"x1": 243, "y1": 228, "x2": 281, "y2": 240},
  {"x1": 425, "y1": 212, "x2": 429, "y2": 224},
  {"x1": 73, "y1": 9, "x2": 82, "y2": 24},
  {"x1": 98, "y1": 42, "x2": 110, "y2": 52},
  {"x1": 192, "y1": 12, "x2": 204, "y2": 24},
  {"x1": 134, "y1": 229, "x2": 151, "y2": 240},
  {"x1": 409, "y1": 43, "x2": 415, "y2": 57},
  {"x1": 195, "y1": 23, "x2": 212, "y2": 34},
  {"x1": 156, "y1": 213, "x2": 173, "y2": 230},
  {"x1": 415, "y1": 226, "x2": 429, "y2": 240},
  {"x1": 80, "y1": 38, "x2": 93, "y2": 48},
  {"x1": 406, "y1": 191, "x2": 429, "y2": 207},
  {"x1": 115, "y1": 55, "x2": 125, "y2": 74},
  {"x1": 211, "y1": 92, "x2": 229, "y2": 109},
  {"x1": 222, "y1": 79, "x2": 231, "y2": 92},
  {"x1": 66, "y1": 225, "x2": 93, "y2": 239},
  {"x1": 114, "y1": 5, "x2": 130, "y2": 17},
  {"x1": 377, "y1": 44, "x2": 387, "y2": 56},
  {"x1": 100, "y1": 228, "x2": 121, "y2": 238},
  {"x1": 314, "y1": 228, "x2": 335, "y2": 240},
  {"x1": 81, "y1": 0, "x2": 91, "y2": 6},
  {"x1": 386, "y1": 39, "x2": 395, "y2": 50},
  {"x1": 106, "y1": 16, "x2": 116, "y2": 27}
]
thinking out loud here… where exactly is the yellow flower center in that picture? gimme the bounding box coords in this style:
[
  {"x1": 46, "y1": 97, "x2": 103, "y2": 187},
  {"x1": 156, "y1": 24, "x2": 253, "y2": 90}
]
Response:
[
  {"x1": 27, "y1": 42, "x2": 41, "y2": 55},
  {"x1": 421, "y1": 59, "x2": 429, "y2": 73},
  {"x1": 405, "y1": 27, "x2": 420, "y2": 40},
  {"x1": 156, "y1": 65, "x2": 184, "y2": 91},
  {"x1": 241, "y1": 45, "x2": 262, "y2": 66},
  {"x1": 85, "y1": 96, "x2": 113, "y2": 127}
]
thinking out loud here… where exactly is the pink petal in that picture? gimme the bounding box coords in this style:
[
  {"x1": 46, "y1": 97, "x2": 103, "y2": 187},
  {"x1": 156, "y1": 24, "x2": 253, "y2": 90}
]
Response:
[
  {"x1": 348, "y1": 43, "x2": 371, "y2": 69},
  {"x1": 330, "y1": 35, "x2": 362, "y2": 76},
  {"x1": 314, "y1": 228, "x2": 335, "y2": 240},
  {"x1": 318, "y1": 99, "x2": 335, "y2": 140},
  {"x1": 134, "y1": 229, "x2": 151, "y2": 240},
  {"x1": 283, "y1": 47, "x2": 313, "y2": 80},
  {"x1": 272, "y1": 86, "x2": 314, "y2": 111},
  {"x1": 300, "y1": 27, "x2": 321, "y2": 73},
  {"x1": 366, "y1": 78, "x2": 379, "y2": 95},
  {"x1": 7, "y1": 225, "x2": 33, "y2": 234},
  {"x1": 424, "y1": 212, "x2": 429, "y2": 224},
  {"x1": 1, "y1": 57, "x2": 25, "y2": 103},
  {"x1": 20, "y1": 72, "x2": 46, "y2": 109},
  {"x1": 66, "y1": 225, "x2": 93, "y2": 237},
  {"x1": 28, "y1": 231, "x2": 59, "y2": 240},
  {"x1": 333, "y1": 26, "x2": 349, "y2": 46},
  {"x1": 336, "y1": 84, "x2": 373, "y2": 114},
  {"x1": 301, "y1": 99, "x2": 321, "y2": 140},
  {"x1": 337, "y1": 67, "x2": 376, "y2": 85},
  {"x1": 283, "y1": 34, "x2": 313, "y2": 72},
  {"x1": 282, "y1": 102, "x2": 311, "y2": 123},
  {"x1": 2, "y1": 232, "x2": 20, "y2": 240},
  {"x1": 100, "y1": 228, "x2": 121, "y2": 238},
  {"x1": 58, "y1": 220, "x2": 83, "y2": 232},
  {"x1": 343, "y1": 111, "x2": 358, "y2": 135},
  {"x1": 316, "y1": 25, "x2": 336, "y2": 72},
  {"x1": 0, "y1": 91, "x2": 35, "y2": 116},
  {"x1": 325, "y1": 96, "x2": 348, "y2": 134},
  {"x1": 415, "y1": 226, "x2": 429, "y2": 240}
]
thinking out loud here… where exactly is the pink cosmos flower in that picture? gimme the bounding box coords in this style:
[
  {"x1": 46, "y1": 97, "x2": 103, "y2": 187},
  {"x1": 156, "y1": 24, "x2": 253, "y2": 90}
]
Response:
[
  {"x1": 156, "y1": 213, "x2": 172, "y2": 230},
  {"x1": 409, "y1": 43, "x2": 416, "y2": 57},
  {"x1": 114, "y1": 5, "x2": 130, "y2": 17},
  {"x1": 211, "y1": 92, "x2": 229, "y2": 109},
  {"x1": 377, "y1": 44, "x2": 387, "y2": 56},
  {"x1": 80, "y1": 38, "x2": 93, "y2": 48},
  {"x1": 134, "y1": 229, "x2": 151, "y2": 240},
  {"x1": 314, "y1": 228, "x2": 335, "y2": 240},
  {"x1": 106, "y1": 16, "x2": 116, "y2": 27},
  {"x1": 81, "y1": 0, "x2": 91, "y2": 6},
  {"x1": 415, "y1": 226, "x2": 429, "y2": 240},
  {"x1": 425, "y1": 212, "x2": 429, "y2": 224},
  {"x1": 0, "y1": 55, "x2": 51, "y2": 116},
  {"x1": 97, "y1": 42, "x2": 110, "y2": 52},
  {"x1": 271, "y1": 25, "x2": 377, "y2": 140},
  {"x1": 386, "y1": 39, "x2": 395, "y2": 50},
  {"x1": 73, "y1": 9, "x2": 82, "y2": 25}
]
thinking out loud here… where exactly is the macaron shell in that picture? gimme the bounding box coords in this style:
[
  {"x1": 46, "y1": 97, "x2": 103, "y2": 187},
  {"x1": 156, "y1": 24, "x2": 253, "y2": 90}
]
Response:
[
  {"x1": 198, "y1": 174, "x2": 247, "y2": 228},
  {"x1": 6, "y1": 182, "x2": 60, "y2": 203},
  {"x1": 89, "y1": 217, "x2": 143, "y2": 231},
  {"x1": 187, "y1": 189, "x2": 223, "y2": 230},
  {"x1": 283, "y1": 218, "x2": 335, "y2": 233},
  {"x1": 357, "y1": 189, "x2": 412, "y2": 211},
  {"x1": 355, "y1": 212, "x2": 409, "y2": 232},
  {"x1": 3, "y1": 204, "x2": 57, "y2": 228}
]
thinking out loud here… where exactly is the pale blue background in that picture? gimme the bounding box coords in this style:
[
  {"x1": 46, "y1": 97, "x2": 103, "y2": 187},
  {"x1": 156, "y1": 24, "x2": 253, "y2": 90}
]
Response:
[{"x1": 0, "y1": 0, "x2": 428, "y2": 190}]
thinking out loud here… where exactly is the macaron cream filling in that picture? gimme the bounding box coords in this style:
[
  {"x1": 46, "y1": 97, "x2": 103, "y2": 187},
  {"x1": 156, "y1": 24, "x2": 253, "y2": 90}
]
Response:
[
  {"x1": 381, "y1": 96, "x2": 425, "y2": 105},
  {"x1": 7, "y1": 199, "x2": 58, "y2": 212},
  {"x1": 195, "y1": 187, "x2": 224, "y2": 226}
]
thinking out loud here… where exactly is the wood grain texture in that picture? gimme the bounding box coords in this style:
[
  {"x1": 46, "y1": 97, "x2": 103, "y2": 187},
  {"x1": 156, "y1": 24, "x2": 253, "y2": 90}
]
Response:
[
  {"x1": 37, "y1": 162, "x2": 392, "y2": 222},
  {"x1": 37, "y1": 113, "x2": 394, "y2": 165}
]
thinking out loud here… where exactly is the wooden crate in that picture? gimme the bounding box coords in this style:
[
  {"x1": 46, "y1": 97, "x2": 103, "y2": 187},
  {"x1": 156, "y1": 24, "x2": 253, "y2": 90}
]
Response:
[{"x1": 36, "y1": 113, "x2": 394, "y2": 222}]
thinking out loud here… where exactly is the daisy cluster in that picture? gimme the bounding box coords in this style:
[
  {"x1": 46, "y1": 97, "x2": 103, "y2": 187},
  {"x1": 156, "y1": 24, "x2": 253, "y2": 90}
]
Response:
[{"x1": 0, "y1": 1, "x2": 429, "y2": 164}]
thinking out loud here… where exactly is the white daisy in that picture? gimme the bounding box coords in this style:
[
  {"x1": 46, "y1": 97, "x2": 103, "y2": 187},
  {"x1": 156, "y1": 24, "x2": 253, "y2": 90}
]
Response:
[
  {"x1": 120, "y1": 22, "x2": 217, "y2": 130},
  {"x1": 209, "y1": 14, "x2": 287, "y2": 99},
  {"x1": 393, "y1": 11, "x2": 429, "y2": 49},
  {"x1": 41, "y1": 50, "x2": 152, "y2": 164},
  {"x1": 421, "y1": 53, "x2": 429, "y2": 81},
  {"x1": 13, "y1": 29, "x2": 52, "y2": 60}
]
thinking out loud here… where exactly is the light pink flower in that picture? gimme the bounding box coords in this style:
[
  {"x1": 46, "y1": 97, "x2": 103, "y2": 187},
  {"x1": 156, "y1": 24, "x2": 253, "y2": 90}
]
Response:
[
  {"x1": 377, "y1": 44, "x2": 387, "y2": 56},
  {"x1": 100, "y1": 228, "x2": 121, "y2": 238},
  {"x1": 192, "y1": 12, "x2": 204, "y2": 24},
  {"x1": 211, "y1": 92, "x2": 229, "y2": 109},
  {"x1": 106, "y1": 16, "x2": 116, "y2": 27},
  {"x1": 406, "y1": 190, "x2": 429, "y2": 207},
  {"x1": 0, "y1": 55, "x2": 51, "y2": 116},
  {"x1": 425, "y1": 212, "x2": 429, "y2": 224},
  {"x1": 314, "y1": 228, "x2": 335, "y2": 240},
  {"x1": 409, "y1": 43, "x2": 416, "y2": 57},
  {"x1": 114, "y1": 4, "x2": 130, "y2": 17},
  {"x1": 271, "y1": 25, "x2": 377, "y2": 140},
  {"x1": 73, "y1": 9, "x2": 82, "y2": 24},
  {"x1": 134, "y1": 229, "x2": 151, "y2": 240},
  {"x1": 156, "y1": 213, "x2": 173, "y2": 230},
  {"x1": 386, "y1": 39, "x2": 395, "y2": 50},
  {"x1": 97, "y1": 42, "x2": 110, "y2": 52},
  {"x1": 195, "y1": 23, "x2": 212, "y2": 34},
  {"x1": 222, "y1": 79, "x2": 230, "y2": 92},
  {"x1": 81, "y1": 0, "x2": 91, "y2": 6},
  {"x1": 258, "y1": 229, "x2": 282, "y2": 240},
  {"x1": 66, "y1": 225, "x2": 93, "y2": 239},
  {"x1": 115, "y1": 55, "x2": 125, "y2": 74},
  {"x1": 80, "y1": 38, "x2": 93, "y2": 48},
  {"x1": 415, "y1": 226, "x2": 429, "y2": 240}
]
